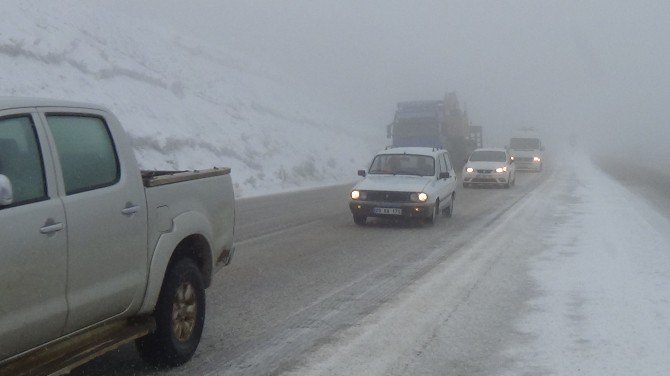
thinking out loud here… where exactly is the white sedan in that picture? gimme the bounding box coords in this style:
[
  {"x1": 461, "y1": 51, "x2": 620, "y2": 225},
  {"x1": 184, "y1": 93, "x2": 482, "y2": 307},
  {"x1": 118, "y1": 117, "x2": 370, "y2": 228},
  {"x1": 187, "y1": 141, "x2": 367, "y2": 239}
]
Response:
[
  {"x1": 349, "y1": 147, "x2": 457, "y2": 225},
  {"x1": 462, "y1": 148, "x2": 516, "y2": 188}
]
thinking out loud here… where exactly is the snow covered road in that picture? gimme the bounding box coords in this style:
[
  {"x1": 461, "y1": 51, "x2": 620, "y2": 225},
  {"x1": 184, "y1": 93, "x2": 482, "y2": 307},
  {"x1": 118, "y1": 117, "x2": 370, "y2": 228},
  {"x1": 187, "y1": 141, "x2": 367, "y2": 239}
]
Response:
[
  {"x1": 73, "y1": 155, "x2": 670, "y2": 375},
  {"x1": 286, "y1": 156, "x2": 670, "y2": 376}
]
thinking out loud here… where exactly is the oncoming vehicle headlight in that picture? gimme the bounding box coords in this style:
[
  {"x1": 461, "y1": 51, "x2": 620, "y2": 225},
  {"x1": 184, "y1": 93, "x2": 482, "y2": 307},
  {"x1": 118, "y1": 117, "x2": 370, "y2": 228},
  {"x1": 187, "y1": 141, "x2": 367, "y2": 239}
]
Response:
[
  {"x1": 533, "y1": 156, "x2": 541, "y2": 162},
  {"x1": 410, "y1": 192, "x2": 429, "y2": 202},
  {"x1": 351, "y1": 190, "x2": 360, "y2": 200},
  {"x1": 466, "y1": 167, "x2": 475, "y2": 173},
  {"x1": 510, "y1": 156, "x2": 515, "y2": 161},
  {"x1": 495, "y1": 166, "x2": 508, "y2": 173}
]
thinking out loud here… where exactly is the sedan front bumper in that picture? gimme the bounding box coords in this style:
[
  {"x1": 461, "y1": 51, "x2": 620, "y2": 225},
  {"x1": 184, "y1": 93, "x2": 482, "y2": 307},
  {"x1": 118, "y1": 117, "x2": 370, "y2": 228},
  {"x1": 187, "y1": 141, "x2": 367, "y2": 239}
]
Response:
[
  {"x1": 463, "y1": 173, "x2": 510, "y2": 185},
  {"x1": 349, "y1": 200, "x2": 435, "y2": 219}
]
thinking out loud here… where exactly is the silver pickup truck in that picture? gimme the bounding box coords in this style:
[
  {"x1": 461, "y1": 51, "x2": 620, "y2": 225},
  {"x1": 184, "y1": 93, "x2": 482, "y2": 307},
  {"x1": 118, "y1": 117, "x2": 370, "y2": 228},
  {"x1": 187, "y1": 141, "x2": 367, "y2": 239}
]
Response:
[{"x1": 0, "y1": 98, "x2": 235, "y2": 373}]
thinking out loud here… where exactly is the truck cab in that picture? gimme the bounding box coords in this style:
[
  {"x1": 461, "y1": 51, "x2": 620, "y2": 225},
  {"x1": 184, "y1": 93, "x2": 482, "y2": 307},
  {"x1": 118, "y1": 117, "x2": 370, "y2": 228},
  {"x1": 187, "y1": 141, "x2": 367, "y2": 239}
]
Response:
[{"x1": 509, "y1": 134, "x2": 544, "y2": 172}]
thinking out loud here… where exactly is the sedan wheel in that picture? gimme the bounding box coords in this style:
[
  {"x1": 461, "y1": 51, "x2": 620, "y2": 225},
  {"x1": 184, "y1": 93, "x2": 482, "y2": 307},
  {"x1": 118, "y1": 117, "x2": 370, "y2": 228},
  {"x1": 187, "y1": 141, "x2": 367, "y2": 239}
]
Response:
[
  {"x1": 442, "y1": 194, "x2": 454, "y2": 217},
  {"x1": 353, "y1": 215, "x2": 367, "y2": 226},
  {"x1": 426, "y1": 199, "x2": 439, "y2": 225}
]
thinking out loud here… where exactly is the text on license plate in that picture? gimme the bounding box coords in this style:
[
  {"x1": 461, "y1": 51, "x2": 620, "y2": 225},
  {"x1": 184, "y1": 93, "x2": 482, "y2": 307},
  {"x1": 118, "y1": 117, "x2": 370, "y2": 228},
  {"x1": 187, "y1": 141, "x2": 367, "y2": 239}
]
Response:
[{"x1": 373, "y1": 207, "x2": 402, "y2": 215}]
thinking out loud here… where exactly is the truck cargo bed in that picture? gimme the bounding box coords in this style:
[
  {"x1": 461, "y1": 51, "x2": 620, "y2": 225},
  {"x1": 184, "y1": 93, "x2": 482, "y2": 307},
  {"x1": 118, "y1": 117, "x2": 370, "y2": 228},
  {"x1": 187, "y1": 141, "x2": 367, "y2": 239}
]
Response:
[{"x1": 141, "y1": 167, "x2": 231, "y2": 187}]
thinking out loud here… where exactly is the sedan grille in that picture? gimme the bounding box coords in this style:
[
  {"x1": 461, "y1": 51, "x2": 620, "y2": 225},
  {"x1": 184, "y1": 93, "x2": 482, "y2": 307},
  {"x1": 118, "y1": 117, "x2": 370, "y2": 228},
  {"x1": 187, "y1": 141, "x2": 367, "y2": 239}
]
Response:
[
  {"x1": 476, "y1": 169, "x2": 493, "y2": 174},
  {"x1": 364, "y1": 191, "x2": 411, "y2": 202},
  {"x1": 515, "y1": 157, "x2": 532, "y2": 162}
]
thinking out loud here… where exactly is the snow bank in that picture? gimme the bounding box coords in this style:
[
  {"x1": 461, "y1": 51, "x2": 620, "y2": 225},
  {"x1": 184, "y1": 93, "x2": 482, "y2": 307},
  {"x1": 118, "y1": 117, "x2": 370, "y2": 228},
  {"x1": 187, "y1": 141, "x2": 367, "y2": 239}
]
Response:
[
  {"x1": 504, "y1": 156, "x2": 670, "y2": 375},
  {"x1": 0, "y1": 1, "x2": 382, "y2": 196}
]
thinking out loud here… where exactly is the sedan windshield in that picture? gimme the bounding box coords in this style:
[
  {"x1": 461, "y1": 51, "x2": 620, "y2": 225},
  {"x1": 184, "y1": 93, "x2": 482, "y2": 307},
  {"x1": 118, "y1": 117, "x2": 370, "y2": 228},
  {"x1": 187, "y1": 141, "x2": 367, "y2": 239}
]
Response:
[
  {"x1": 368, "y1": 154, "x2": 435, "y2": 176},
  {"x1": 469, "y1": 150, "x2": 507, "y2": 162}
]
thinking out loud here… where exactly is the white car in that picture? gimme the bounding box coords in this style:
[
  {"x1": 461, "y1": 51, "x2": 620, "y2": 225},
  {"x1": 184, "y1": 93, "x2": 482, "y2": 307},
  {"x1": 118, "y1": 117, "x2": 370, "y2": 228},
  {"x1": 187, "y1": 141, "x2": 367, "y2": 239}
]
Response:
[
  {"x1": 349, "y1": 147, "x2": 457, "y2": 225},
  {"x1": 462, "y1": 148, "x2": 516, "y2": 188}
]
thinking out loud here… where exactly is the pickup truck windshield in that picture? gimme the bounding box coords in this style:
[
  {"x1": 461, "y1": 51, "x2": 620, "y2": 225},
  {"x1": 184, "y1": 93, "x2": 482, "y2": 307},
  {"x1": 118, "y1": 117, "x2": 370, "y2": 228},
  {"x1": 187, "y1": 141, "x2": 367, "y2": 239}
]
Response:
[{"x1": 368, "y1": 154, "x2": 435, "y2": 176}]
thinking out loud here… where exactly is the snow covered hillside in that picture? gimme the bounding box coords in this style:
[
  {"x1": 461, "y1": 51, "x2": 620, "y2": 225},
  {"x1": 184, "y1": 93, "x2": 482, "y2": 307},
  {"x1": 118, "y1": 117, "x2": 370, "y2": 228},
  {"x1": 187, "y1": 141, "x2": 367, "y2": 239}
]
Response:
[{"x1": 0, "y1": 1, "x2": 381, "y2": 196}]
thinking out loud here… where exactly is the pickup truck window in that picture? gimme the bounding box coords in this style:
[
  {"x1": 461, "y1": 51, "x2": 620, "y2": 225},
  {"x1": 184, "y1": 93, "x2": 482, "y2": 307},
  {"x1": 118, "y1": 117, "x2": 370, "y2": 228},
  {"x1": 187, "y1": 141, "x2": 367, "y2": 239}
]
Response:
[
  {"x1": 0, "y1": 116, "x2": 47, "y2": 206},
  {"x1": 47, "y1": 115, "x2": 120, "y2": 195}
]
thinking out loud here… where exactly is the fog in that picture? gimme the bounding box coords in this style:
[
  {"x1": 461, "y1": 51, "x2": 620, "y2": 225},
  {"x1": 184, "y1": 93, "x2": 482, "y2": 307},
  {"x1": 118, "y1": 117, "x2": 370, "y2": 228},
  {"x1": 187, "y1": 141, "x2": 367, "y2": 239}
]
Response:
[{"x1": 118, "y1": 0, "x2": 669, "y2": 159}]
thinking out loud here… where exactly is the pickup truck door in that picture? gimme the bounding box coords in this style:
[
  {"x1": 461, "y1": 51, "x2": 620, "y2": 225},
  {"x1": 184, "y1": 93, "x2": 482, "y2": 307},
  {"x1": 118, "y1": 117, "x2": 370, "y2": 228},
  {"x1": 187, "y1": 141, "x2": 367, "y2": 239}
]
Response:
[
  {"x1": 0, "y1": 112, "x2": 68, "y2": 359},
  {"x1": 42, "y1": 111, "x2": 148, "y2": 333}
]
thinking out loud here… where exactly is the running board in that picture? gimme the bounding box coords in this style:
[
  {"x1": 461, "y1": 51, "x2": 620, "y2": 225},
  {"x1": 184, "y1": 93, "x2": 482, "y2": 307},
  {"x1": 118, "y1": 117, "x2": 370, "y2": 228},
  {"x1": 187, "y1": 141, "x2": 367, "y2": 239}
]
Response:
[{"x1": 0, "y1": 316, "x2": 155, "y2": 376}]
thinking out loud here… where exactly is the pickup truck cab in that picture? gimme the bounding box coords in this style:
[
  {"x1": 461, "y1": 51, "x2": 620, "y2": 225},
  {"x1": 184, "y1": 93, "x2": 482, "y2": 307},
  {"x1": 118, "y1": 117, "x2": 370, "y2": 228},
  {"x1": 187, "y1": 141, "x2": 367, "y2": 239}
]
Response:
[
  {"x1": 349, "y1": 147, "x2": 456, "y2": 225},
  {"x1": 0, "y1": 98, "x2": 235, "y2": 372}
]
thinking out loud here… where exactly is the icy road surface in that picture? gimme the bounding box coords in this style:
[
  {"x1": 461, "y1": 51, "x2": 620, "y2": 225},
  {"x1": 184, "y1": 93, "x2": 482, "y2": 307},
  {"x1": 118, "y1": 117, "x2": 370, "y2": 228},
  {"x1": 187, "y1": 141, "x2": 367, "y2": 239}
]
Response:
[{"x1": 74, "y1": 155, "x2": 670, "y2": 375}]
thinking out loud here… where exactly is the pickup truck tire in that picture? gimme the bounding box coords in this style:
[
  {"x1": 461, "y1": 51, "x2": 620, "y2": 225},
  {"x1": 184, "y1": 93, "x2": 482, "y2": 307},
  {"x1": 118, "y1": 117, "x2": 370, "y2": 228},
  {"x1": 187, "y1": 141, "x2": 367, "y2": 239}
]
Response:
[{"x1": 136, "y1": 258, "x2": 205, "y2": 367}]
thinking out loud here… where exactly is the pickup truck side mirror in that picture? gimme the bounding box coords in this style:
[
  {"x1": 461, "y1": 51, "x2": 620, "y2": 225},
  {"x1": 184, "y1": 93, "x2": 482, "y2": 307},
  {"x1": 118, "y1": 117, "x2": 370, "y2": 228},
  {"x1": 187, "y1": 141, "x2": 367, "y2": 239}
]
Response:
[
  {"x1": 358, "y1": 170, "x2": 366, "y2": 177},
  {"x1": 439, "y1": 172, "x2": 450, "y2": 179},
  {"x1": 0, "y1": 174, "x2": 14, "y2": 206}
]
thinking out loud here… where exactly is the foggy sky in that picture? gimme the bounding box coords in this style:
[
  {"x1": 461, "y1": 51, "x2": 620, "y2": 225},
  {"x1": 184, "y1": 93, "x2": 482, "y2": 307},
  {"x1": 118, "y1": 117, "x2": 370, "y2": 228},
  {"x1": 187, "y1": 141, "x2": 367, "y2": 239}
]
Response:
[{"x1": 118, "y1": 0, "x2": 670, "y2": 155}]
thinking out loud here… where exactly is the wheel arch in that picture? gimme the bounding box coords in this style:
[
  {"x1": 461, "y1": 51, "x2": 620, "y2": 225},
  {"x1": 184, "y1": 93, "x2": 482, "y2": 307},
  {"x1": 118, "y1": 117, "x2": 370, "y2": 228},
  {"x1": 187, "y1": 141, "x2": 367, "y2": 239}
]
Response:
[{"x1": 138, "y1": 211, "x2": 214, "y2": 314}]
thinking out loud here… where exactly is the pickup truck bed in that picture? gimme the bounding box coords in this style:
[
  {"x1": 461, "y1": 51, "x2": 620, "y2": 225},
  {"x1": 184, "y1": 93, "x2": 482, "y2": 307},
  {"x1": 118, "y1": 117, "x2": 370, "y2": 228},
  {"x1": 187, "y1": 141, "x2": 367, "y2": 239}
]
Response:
[{"x1": 141, "y1": 167, "x2": 231, "y2": 187}]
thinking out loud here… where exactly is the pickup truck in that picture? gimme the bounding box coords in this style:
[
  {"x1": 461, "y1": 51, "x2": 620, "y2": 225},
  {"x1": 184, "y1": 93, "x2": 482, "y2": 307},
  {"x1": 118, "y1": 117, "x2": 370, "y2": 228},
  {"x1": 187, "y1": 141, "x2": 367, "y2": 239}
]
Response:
[{"x1": 0, "y1": 98, "x2": 235, "y2": 374}]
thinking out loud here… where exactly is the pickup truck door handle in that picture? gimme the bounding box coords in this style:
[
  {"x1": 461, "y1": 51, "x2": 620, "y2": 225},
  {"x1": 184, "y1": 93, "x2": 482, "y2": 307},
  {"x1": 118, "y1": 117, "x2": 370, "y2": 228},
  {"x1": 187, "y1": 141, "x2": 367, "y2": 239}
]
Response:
[
  {"x1": 121, "y1": 204, "x2": 141, "y2": 215},
  {"x1": 40, "y1": 221, "x2": 64, "y2": 234}
]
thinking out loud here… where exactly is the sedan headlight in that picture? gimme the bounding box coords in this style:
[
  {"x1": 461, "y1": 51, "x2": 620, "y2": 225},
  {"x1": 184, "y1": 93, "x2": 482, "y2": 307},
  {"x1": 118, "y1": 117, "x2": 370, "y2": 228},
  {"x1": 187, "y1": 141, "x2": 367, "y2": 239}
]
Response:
[
  {"x1": 410, "y1": 192, "x2": 429, "y2": 202},
  {"x1": 466, "y1": 167, "x2": 474, "y2": 173},
  {"x1": 495, "y1": 166, "x2": 508, "y2": 173},
  {"x1": 351, "y1": 190, "x2": 360, "y2": 200},
  {"x1": 510, "y1": 156, "x2": 515, "y2": 161},
  {"x1": 533, "y1": 156, "x2": 541, "y2": 162}
]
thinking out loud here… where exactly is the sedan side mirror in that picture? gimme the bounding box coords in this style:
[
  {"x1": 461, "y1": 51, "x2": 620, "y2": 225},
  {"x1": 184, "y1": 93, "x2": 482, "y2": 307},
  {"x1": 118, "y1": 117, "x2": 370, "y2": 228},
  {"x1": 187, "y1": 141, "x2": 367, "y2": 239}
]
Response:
[
  {"x1": 0, "y1": 174, "x2": 14, "y2": 206},
  {"x1": 358, "y1": 170, "x2": 366, "y2": 177},
  {"x1": 439, "y1": 172, "x2": 450, "y2": 179}
]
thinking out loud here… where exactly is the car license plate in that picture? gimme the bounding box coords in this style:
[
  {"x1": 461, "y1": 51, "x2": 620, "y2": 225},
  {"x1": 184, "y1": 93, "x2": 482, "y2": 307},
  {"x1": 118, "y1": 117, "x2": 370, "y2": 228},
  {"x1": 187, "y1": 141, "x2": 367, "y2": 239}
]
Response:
[{"x1": 373, "y1": 207, "x2": 402, "y2": 215}]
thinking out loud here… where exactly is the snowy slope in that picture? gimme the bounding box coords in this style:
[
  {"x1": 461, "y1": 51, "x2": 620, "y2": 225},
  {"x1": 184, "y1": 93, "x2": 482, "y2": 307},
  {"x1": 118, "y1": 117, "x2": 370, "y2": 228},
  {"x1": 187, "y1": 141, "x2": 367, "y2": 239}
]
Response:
[{"x1": 0, "y1": 1, "x2": 382, "y2": 196}]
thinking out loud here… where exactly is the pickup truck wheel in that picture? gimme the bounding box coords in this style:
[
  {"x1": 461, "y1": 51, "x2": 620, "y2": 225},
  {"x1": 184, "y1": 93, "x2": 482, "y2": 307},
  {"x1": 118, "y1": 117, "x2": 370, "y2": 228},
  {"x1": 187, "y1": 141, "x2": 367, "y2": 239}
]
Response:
[
  {"x1": 353, "y1": 215, "x2": 367, "y2": 226},
  {"x1": 136, "y1": 258, "x2": 205, "y2": 367}
]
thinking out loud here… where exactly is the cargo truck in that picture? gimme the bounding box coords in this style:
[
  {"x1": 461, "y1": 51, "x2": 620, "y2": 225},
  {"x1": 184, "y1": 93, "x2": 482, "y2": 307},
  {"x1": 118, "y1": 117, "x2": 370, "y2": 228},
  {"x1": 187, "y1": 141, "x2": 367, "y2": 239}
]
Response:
[{"x1": 386, "y1": 92, "x2": 482, "y2": 170}]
